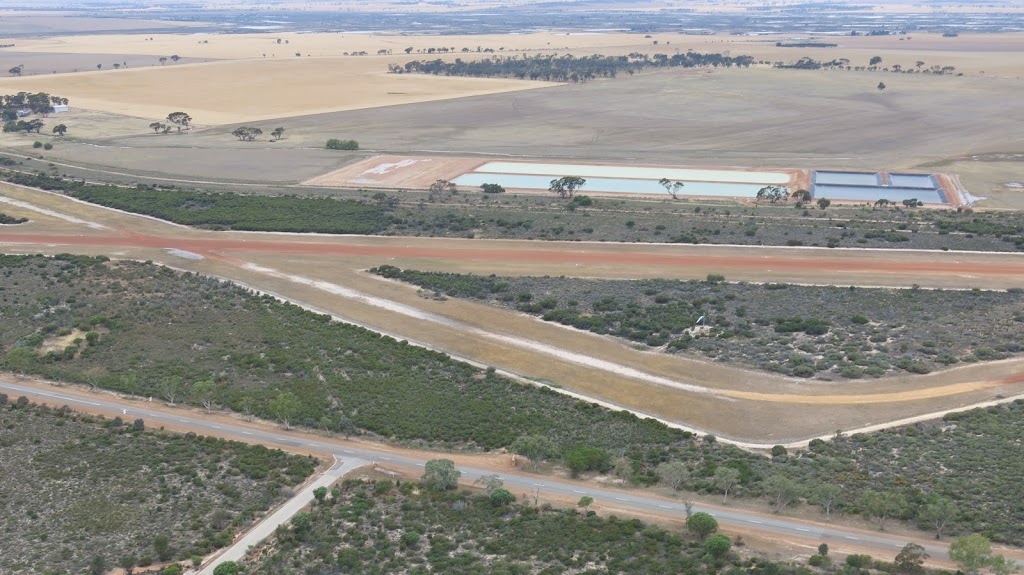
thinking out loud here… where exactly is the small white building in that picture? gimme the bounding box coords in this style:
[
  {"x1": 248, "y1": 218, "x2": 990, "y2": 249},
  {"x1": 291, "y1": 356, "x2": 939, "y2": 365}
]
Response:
[{"x1": 52, "y1": 104, "x2": 69, "y2": 113}]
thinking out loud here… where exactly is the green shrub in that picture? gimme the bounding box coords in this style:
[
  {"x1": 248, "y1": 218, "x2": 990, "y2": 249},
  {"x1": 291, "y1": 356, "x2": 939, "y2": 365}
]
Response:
[
  {"x1": 32, "y1": 141, "x2": 42, "y2": 148},
  {"x1": 845, "y1": 554, "x2": 873, "y2": 568},
  {"x1": 325, "y1": 138, "x2": 359, "y2": 150},
  {"x1": 808, "y1": 555, "x2": 830, "y2": 567},
  {"x1": 43, "y1": 143, "x2": 53, "y2": 150}
]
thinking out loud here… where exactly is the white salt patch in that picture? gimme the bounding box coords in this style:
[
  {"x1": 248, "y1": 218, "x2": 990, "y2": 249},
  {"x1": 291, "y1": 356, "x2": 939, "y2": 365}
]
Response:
[{"x1": 164, "y1": 248, "x2": 204, "y2": 260}]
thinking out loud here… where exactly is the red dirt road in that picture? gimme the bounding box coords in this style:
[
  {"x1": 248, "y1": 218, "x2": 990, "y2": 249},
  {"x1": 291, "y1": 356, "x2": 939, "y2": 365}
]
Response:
[{"x1": 3, "y1": 231, "x2": 1023, "y2": 281}]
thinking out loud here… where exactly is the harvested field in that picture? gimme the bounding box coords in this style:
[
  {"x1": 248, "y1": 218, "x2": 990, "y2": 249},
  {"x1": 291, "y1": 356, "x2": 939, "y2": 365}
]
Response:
[
  {"x1": 0, "y1": 51, "x2": 207, "y2": 76},
  {"x1": 0, "y1": 58, "x2": 556, "y2": 124},
  {"x1": 8, "y1": 31, "x2": 1024, "y2": 77},
  {"x1": 304, "y1": 155, "x2": 483, "y2": 188}
]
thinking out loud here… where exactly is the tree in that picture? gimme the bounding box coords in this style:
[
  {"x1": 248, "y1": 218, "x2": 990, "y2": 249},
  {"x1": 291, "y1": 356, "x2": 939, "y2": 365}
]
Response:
[
  {"x1": 154, "y1": 534, "x2": 172, "y2": 561},
  {"x1": 89, "y1": 555, "x2": 107, "y2": 575},
  {"x1": 817, "y1": 197, "x2": 831, "y2": 210},
  {"x1": 232, "y1": 126, "x2": 263, "y2": 141},
  {"x1": 705, "y1": 534, "x2": 732, "y2": 558},
  {"x1": 859, "y1": 490, "x2": 905, "y2": 530},
  {"x1": 489, "y1": 488, "x2": 515, "y2": 506},
  {"x1": 212, "y1": 561, "x2": 240, "y2": 575},
  {"x1": 97, "y1": 64, "x2": 102, "y2": 70},
  {"x1": 166, "y1": 111, "x2": 192, "y2": 130},
  {"x1": 658, "y1": 178, "x2": 685, "y2": 199},
  {"x1": 655, "y1": 461, "x2": 690, "y2": 491},
  {"x1": 818, "y1": 543, "x2": 829, "y2": 556},
  {"x1": 428, "y1": 179, "x2": 458, "y2": 194},
  {"x1": 756, "y1": 185, "x2": 789, "y2": 203},
  {"x1": 549, "y1": 176, "x2": 586, "y2": 198},
  {"x1": 160, "y1": 376, "x2": 183, "y2": 404},
  {"x1": 713, "y1": 466, "x2": 741, "y2": 503},
  {"x1": 511, "y1": 434, "x2": 559, "y2": 469},
  {"x1": 870, "y1": 56, "x2": 883, "y2": 66},
  {"x1": 564, "y1": 446, "x2": 611, "y2": 477},
  {"x1": 159, "y1": 57, "x2": 168, "y2": 65},
  {"x1": 268, "y1": 391, "x2": 299, "y2": 428},
  {"x1": 9, "y1": 65, "x2": 23, "y2": 76},
  {"x1": 895, "y1": 542, "x2": 929, "y2": 574},
  {"x1": 190, "y1": 378, "x2": 216, "y2": 411},
  {"x1": 149, "y1": 121, "x2": 166, "y2": 133},
  {"x1": 918, "y1": 496, "x2": 957, "y2": 539},
  {"x1": 52, "y1": 124, "x2": 67, "y2": 136},
  {"x1": 878, "y1": 82, "x2": 887, "y2": 91},
  {"x1": 686, "y1": 511, "x2": 719, "y2": 539},
  {"x1": 171, "y1": 55, "x2": 181, "y2": 62},
  {"x1": 811, "y1": 484, "x2": 842, "y2": 520},
  {"x1": 764, "y1": 475, "x2": 801, "y2": 513},
  {"x1": 313, "y1": 486, "x2": 327, "y2": 503},
  {"x1": 162, "y1": 565, "x2": 183, "y2": 575},
  {"x1": 578, "y1": 496, "x2": 594, "y2": 512},
  {"x1": 480, "y1": 183, "x2": 506, "y2": 194},
  {"x1": 120, "y1": 555, "x2": 137, "y2": 575},
  {"x1": 422, "y1": 458, "x2": 460, "y2": 490},
  {"x1": 950, "y1": 534, "x2": 994, "y2": 575},
  {"x1": 791, "y1": 189, "x2": 812, "y2": 202},
  {"x1": 271, "y1": 127, "x2": 285, "y2": 141}
]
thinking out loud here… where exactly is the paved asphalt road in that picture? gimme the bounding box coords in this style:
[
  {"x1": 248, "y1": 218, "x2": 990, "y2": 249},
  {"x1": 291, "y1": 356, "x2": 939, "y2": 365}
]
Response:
[{"x1": 0, "y1": 378, "x2": 976, "y2": 564}]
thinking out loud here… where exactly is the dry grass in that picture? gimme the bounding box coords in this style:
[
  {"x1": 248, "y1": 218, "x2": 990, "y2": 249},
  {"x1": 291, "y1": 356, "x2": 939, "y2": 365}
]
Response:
[
  {"x1": 1, "y1": 30, "x2": 1020, "y2": 126},
  {"x1": 0, "y1": 58, "x2": 555, "y2": 125}
]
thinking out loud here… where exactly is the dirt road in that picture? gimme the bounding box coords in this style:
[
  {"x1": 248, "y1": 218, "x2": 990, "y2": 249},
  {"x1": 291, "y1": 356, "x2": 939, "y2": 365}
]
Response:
[{"x1": 7, "y1": 376, "x2": 1023, "y2": 568}]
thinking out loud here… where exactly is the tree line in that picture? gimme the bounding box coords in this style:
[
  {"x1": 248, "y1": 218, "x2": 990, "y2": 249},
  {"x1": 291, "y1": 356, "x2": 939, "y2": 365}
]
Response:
[
  {"x1": 390, "y1": 51, "x2": 755, "y2": 82},
  {"x1": 1, "y1": 92, "x2": 68, "y2": 118}
]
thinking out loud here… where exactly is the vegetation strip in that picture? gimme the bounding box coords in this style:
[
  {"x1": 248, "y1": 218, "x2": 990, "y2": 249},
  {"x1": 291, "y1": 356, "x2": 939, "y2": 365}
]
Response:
[
  {"x1": 0, "y1": 212, "x2": 28, "y2": 224},
  {"x1": 391, "y1": 51, "x2": 755, "y2": 81},
  {"x1": 0, "y1": 171, "x2": 391, "y2": 234},
  {"x1": 2, "y1": 166, "x2": 1022, "y2": 252}
]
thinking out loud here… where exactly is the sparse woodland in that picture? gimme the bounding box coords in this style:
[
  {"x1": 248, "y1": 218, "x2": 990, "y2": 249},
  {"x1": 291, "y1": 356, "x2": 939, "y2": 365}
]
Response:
[
  {"x1": 370, "y1": 267, "x2": 1024, "y2": 378},
  {"x1": 0, "y1": 400, "x2": 316, "y2": 575}
]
